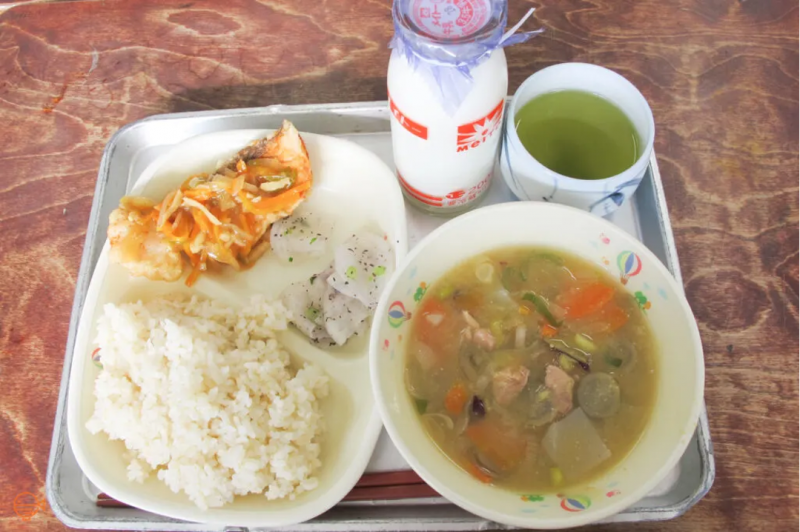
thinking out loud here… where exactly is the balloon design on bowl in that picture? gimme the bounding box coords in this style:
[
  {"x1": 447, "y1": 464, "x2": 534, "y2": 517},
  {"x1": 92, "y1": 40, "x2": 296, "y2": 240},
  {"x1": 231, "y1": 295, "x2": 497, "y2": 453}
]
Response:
[{"x1": 617, "y1": 250, "x2": 642, "y2": 284}]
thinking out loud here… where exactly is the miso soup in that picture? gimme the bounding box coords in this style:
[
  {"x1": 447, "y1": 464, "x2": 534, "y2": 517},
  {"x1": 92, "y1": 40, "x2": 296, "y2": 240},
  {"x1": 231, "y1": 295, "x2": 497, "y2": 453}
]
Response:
[{"x1": 404, "y1": 247, "x2": 657, "y2": 491}]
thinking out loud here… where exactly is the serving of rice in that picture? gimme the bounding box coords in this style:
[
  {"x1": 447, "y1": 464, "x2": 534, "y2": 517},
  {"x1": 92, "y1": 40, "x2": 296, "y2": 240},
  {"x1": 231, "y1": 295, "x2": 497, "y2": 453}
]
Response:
[{"x1": 86, "y1": 294, "x2": 329, "y2": 510}]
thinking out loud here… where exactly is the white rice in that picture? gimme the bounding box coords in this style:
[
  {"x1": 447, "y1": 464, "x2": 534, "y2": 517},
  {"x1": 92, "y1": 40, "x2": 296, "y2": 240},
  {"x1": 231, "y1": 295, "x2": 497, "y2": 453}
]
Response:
[{"x1": 86, "y1": 294, "x2": 329, "y2": 510}]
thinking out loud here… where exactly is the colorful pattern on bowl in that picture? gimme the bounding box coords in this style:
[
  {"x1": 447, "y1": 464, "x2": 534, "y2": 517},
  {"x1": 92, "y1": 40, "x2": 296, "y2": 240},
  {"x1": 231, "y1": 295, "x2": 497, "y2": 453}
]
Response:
[
  {"x1": 387, "y1": 301, "x2": 411, "y2": 328},
  {"x1": 519, "y1": 483, "x2": 623, "y2": 514}
]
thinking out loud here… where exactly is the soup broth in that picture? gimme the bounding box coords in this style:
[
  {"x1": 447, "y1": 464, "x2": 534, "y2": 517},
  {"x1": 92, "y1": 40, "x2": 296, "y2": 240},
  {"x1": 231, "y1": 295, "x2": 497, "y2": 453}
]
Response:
[{"x1": 404, "y1": 247, "x2": 657, "y2": 492}]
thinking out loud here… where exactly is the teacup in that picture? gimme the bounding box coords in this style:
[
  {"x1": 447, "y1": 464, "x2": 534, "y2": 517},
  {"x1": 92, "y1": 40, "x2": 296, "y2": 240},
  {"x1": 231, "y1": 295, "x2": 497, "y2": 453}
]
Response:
[{"x1": 500, "y1": 63, "x2": 655, "y2": 216}]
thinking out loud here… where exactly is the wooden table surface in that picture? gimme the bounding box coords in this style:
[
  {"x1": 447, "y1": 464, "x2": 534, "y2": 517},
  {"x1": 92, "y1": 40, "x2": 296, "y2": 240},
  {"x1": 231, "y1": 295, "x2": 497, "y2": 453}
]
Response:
[{"x1": 0, "y1": 0, "x2": 796, "y2": 530}]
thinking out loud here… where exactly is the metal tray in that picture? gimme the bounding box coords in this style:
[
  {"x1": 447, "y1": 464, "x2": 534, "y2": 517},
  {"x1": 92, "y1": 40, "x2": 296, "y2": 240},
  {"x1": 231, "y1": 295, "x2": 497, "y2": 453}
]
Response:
[{"x1": 46, "y1": 101, "x2": 714, "y2": 531}]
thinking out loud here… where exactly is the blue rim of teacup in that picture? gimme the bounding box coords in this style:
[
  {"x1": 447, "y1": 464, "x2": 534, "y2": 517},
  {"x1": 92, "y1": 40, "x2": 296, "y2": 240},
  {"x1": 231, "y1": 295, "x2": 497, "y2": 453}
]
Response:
[{"x1": 503, "y1": 63, "x2": 656, "y2": 196}]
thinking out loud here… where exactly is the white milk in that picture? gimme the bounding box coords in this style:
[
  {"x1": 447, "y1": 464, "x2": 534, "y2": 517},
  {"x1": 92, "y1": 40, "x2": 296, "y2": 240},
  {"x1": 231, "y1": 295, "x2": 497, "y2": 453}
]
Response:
[
  {"x1": 388, "y1": 49, "x2": 508, "y2": 214},
  {"x1": 386, "y1": 0, "x2": 541, "y2": 215}
]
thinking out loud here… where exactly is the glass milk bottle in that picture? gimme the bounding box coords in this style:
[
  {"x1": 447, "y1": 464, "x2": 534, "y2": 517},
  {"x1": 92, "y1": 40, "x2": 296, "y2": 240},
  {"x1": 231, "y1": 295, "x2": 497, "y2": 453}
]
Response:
[{"x1": 388, "y1": 0, "x2": 540, "y2": 215}]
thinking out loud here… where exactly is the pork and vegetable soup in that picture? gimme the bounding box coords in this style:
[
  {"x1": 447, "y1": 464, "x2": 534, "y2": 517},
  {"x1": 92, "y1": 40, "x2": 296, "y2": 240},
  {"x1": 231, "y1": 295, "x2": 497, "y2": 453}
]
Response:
[{"x1": 404, "y1": 247, "x2": 657, "y2": 491}]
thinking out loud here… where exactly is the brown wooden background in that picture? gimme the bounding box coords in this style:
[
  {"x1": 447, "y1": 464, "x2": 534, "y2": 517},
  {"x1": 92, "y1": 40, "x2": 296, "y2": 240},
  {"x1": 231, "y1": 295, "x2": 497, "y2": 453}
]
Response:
[{"x1": 0, "y1": 0, "x2": 796, "y2": 530}]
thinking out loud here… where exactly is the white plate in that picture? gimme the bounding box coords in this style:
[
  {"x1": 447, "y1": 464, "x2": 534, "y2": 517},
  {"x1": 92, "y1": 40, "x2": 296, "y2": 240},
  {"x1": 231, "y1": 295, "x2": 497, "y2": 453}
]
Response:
[{"x1": 66, "y1": 129, "x2": 407, "y2": 527}]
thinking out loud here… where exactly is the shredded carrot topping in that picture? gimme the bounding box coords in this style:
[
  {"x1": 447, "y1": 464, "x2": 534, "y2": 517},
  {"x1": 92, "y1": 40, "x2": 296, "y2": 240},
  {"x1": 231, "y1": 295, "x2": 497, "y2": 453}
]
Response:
[{"x1": 119, "y1": 157, "x2": 309, "y2": 286}]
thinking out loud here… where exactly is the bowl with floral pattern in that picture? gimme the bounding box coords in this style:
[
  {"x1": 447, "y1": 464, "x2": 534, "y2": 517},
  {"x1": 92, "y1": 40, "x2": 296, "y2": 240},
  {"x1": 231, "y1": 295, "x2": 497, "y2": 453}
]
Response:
[{"x1": 369, "y1": 202, "x2": 703, "y2": 528}]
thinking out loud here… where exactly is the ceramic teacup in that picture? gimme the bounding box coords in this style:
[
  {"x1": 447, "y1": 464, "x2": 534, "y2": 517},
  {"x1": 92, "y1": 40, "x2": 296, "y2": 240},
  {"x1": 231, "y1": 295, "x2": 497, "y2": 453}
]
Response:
[{"x1": 500, "y1": 63, "x2": 655, "y2": 216}]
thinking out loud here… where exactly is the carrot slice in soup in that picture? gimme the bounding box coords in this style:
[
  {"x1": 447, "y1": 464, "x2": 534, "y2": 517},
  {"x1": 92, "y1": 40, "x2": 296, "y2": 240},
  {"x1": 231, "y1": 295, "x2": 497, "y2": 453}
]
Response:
[
  {"x1": 604, "y1": 304, "x2": 629, "y2": 331},
  {"x1": 445, "y1": 383, "x2": 468, "y2": 414},
  {"x1": 595, "y1": 303, "x2": 629, "y2": 334},
  {"x1": 467, "y1": 462, "x2": 493, "y2": 484},
  {"x1": 540, "y1": 323, "x2": 558, "y2": 338},
  {"x1": 420, "y1": 296, "x2": 447, "y2": 317},
  {"x1": 465, "y1": 417, "x2": 527, "y2": 472},
  {"x1": 560, "y1": 283, "x2": 614, "y2": 319},
  {"x1": 414, "y1": 296, "x2": 457, "y2": 358}
]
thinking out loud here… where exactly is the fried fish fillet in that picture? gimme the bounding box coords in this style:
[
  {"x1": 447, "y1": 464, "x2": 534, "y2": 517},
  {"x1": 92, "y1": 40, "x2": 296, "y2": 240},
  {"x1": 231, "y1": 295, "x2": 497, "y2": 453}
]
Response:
[{"x1": 107, "y1": 120, "x2": 313, "y2": 284}]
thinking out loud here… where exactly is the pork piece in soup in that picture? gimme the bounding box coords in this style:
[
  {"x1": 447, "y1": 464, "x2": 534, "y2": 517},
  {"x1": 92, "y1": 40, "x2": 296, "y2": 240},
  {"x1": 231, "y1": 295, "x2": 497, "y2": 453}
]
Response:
[{"x1": 404, "y1": 247, "x2": 657, "y2": 491}]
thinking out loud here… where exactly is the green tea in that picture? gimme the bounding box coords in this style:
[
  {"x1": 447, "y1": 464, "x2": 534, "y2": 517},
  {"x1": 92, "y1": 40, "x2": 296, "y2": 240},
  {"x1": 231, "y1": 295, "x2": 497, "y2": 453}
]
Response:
[{"x1": 514, "y1": 90, "x2": 640, "y2": 180}]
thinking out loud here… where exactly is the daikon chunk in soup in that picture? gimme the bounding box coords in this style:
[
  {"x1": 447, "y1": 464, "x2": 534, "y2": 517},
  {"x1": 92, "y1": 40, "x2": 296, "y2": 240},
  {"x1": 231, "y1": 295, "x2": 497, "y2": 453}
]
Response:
[{"x1": 404, "y1": 247, "x2": 657, "y2": 491}]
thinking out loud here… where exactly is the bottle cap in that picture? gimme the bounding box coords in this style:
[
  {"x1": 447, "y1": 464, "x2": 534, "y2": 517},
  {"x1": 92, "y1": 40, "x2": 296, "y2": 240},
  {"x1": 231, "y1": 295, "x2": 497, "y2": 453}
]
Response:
[{"x1": 390, "y1": 0, "x2": 541, "y2": 115}]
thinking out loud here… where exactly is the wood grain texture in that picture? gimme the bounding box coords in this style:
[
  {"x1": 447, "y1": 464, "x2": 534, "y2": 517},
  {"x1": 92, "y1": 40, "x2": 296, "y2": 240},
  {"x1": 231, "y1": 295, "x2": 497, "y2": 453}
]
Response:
[{"x1": 0, "y1": 0, "x2": 796, "y2": 530}]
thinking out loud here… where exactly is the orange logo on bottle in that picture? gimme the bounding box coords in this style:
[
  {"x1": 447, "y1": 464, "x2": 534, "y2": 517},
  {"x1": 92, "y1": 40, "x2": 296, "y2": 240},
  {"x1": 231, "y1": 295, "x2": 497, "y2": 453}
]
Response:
[
  {"x1": 456, "y1": 100, "x2": 504, "y2": 152},
  {"x1": 14, "y1": 492, "x2": 47, "y2": 521},
  {"x1": 398, "y1": 171, "x2": 491, "y2": 208},
  {"x1": 397, "y1": 172, "x2": 443, "y2": 207},
  {"x1": 389, "y1": 94, "x2": 429, "y2": 140}
]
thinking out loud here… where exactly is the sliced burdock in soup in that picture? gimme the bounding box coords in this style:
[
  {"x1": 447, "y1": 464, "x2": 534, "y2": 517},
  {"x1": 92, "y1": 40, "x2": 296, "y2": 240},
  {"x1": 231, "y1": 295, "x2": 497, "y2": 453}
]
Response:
[
  {"x1": 602, "y1": 340, "x2": 638, "y2": 372},
  {"x1": 577, "y1": 372, "x2": 621, "y2": 419},
  {"x1": 526, "y1": 385, "x2": 558, "y2": 428}
]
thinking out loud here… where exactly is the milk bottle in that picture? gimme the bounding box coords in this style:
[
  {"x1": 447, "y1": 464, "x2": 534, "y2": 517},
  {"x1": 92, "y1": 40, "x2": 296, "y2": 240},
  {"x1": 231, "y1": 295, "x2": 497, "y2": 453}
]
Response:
[{"x1": 388, "y1": 0, "x2": 540, "y2": 214}]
